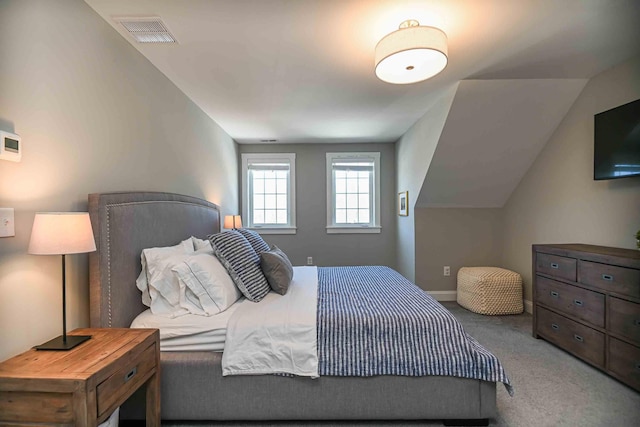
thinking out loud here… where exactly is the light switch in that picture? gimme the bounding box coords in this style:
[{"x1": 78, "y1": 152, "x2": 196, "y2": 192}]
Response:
[{"x1": 0, "y1": 208, "x2": 15, "y2": 237}]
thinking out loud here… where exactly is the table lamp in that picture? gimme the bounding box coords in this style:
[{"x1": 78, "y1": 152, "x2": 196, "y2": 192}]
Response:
[
  {"x1": 28, "y1": 212, "x2": 96, "y2": 350},
  {"x1": 223, "y1": 215, "x2": 242, "y2": 230}
]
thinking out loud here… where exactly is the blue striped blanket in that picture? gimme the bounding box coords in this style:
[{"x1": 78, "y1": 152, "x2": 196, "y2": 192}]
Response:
[{"x1": 317, "y1": 266, "x2": 513, "y2": 394}]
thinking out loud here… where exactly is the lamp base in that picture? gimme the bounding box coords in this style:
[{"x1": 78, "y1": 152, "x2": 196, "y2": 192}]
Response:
[{"x1": 35, "y1": 335, "x2": 91, "y2": 351}]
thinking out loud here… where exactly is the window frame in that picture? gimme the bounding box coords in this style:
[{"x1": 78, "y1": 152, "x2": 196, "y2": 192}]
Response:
[
  {"x1": 326, "y1": 152, "x2": 381, "y2": 234},
  {"x1": 242, "y1": 152, "x2": 296, "y2": 234}
]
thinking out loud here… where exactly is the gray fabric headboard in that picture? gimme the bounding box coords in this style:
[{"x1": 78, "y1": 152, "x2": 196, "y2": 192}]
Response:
[{"x1": 89, "y1": 191, "x2": 220, "y2": 328}]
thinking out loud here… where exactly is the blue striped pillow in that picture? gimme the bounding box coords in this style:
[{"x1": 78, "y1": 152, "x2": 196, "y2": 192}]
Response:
[
  {"x1": 236, "y1": 228, "x2": 270, "y2": 254},
  {"x1": 208, "y1": 230, "x2": 270, "y2": 302}
]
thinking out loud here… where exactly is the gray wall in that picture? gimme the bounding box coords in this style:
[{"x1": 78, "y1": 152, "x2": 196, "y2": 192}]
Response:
[
  {"x1": 502, "y1": 55, "x2": 640, "y2": 303},
  {"x1": 238, "y1": 144, "x2": 396, "y2": 268},
  {"x1": 415, "y1": 208, "x2": 504, "y2": 292},
  {"x1": 395, "y1": 85, "x2": 458, "y2": 281},
  {"x1": 0, "y1": 0, "x2": 238, "y2": 361}
]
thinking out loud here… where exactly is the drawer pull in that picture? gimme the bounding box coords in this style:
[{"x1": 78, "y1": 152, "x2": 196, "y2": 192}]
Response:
[
  {"x1": 550, "y1": 263, "x2": 559, "y2": 269},
  {"x1": 124, "y1": 366, "x2": 137, "y2": 383},
  {"x1": 573, "y1": 299, "x2": 583, "y2": 307},
  {"x1": 601, "y1": 274, "x2": 613, "y2": 281},
  {"x1": 636, "y1": 362, "x2": 640, "y2": 373},
  {"x1": 551, "y1": 323, "x2": 559, "y2": 330},
  {"x1": 550, "y1": 291, "x2": 559, "y2": 298},
  {"x1": 635, "y1": 319, "x2": 640, "y2": 327},
  {"x1": 574, "y1": 334, "x2": 584, "y2": 343}
]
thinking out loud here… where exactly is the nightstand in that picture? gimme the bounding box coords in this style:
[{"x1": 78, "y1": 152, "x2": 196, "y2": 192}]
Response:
[{"x1": 0, "y1": 328, "x2": 160, "y2": 426}]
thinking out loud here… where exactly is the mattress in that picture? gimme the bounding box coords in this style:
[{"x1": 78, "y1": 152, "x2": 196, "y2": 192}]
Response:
[{"x1": 130, "y1": 300, "x2": 244, "y2": 351}]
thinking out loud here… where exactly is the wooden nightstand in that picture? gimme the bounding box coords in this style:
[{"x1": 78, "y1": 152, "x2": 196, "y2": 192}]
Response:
[{"x1": 0, "y1": 328, "x2": 160, "y2": 426}]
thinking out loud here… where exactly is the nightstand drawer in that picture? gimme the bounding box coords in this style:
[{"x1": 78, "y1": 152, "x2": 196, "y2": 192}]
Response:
[
  {"x1": 537, "y1": 306, "x2": 604, "y2": 367},
  {"x1": 536, "y1": 276, "x2": 604, "y2": 327},
  {"x1": 97, "y1": 342, "x2": 156, "y2": 417},
  {"x1": 579, "y1": 261, "x2": 640, "y2": 299},
  {"x1": 536, "y1": 253, "x2": 576, "y2": 282},
  {"x1": 608, "y1": 297, "x2": 640, "y2": 345},
  {"x1": 608, "y1": 337, "x2": 640, "y2": 391}
]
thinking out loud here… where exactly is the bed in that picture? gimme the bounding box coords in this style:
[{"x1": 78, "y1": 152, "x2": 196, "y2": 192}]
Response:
[{"x1": 88, "y1": 191, "x2": 507, "y2": 425}]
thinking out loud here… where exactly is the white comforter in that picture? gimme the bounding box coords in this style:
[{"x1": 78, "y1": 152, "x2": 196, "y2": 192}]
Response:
[{"x1": 222, "y1": 266, "x2": 319, "y2": 377}]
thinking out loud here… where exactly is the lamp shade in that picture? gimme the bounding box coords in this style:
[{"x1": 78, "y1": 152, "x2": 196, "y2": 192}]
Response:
[
  {"x1": 28, "y1": 212, "x2": 96, "y2": 255},
  {"x1": 375, "y1": 20, "x2": 448, "y2": 84},
  {"x1": 223, "y1": 215, "x2": 242, "y2": 229}
]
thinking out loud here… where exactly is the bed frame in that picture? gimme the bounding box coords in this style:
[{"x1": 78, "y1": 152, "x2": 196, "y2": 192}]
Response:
[{"x1": 88, "y1": 191, "x2": 496, "y2": 424}]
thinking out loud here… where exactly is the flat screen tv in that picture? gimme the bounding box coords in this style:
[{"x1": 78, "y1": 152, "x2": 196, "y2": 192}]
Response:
[{"x1": 594, "y1": 98, "x2": 640, "y2": 180}]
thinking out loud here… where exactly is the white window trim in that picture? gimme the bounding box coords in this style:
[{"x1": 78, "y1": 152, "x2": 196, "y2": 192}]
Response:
[
  {"x1": 242, "y1": 152, "x2": 296, "y2": 234},
  {"x1": 326, "y1": 152, "x2": 381, "y2": 234}
]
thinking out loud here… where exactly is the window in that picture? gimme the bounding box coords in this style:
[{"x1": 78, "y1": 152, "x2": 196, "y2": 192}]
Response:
[
  {"x1": 242, "y1": 153, "x2": 296, "y2": 234},
  {"x1": 326, "y1": 152, "x2": 381, "y2": 234}
]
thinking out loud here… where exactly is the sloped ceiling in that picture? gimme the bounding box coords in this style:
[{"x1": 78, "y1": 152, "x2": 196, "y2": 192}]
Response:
[
  {"x1": 416, "y1": 79, "x2": 587, "y2": 207},
  {"x1": 83, "y1": 0, "x2": 640, "y2": 144}
]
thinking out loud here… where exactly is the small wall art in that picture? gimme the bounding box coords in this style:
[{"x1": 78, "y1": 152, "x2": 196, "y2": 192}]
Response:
[{"x1": 398, "y1": 191, "x2": 408, "y2": 216}]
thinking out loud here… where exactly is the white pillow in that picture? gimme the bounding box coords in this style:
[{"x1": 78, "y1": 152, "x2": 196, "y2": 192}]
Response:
[
  {"x1": 172, "y1": 253, "x2": 241, "y2": 315},
  {"x1": 136, "y1": 238, "x2": 194, "y2": 312},
  {"x1": 191, "y1": 236, "x2": 214, "y2": 254}
]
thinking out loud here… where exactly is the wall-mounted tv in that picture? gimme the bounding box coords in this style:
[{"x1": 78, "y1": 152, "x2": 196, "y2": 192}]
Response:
[{"x1": 594, "y1": 98, "x2": 640, "y2": 180}]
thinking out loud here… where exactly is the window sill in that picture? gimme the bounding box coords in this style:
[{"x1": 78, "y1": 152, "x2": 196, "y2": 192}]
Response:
[
  {"x1": 326, "y1": 226, "x2": 381, "y2": 234},
  {"x1": 247, "y1": 227, "x2": 297, "y2": 235}
]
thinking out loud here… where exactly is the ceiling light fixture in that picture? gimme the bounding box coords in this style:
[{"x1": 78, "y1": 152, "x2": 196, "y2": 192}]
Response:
[{"x1": 375, "y1": 20, "x2": 448, "y2": 84}]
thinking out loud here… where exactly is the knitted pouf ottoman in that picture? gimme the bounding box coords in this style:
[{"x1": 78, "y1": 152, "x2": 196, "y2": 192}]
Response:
[{"x1": 457, "y1": 267, "x2": 523, "y2": 315}]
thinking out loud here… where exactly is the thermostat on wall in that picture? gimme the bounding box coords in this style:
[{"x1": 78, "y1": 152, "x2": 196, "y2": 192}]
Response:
[{"x1": 0, "y1": 130, "x2": 21, "y2": 162}]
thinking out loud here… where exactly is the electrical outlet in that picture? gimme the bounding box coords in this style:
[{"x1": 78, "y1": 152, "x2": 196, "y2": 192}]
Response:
[
  {"x1": 443, "y1": 266, "x2": 450, "y2": 276},
  {"x1": 307, "y1": 256, "x2": 313, "y2": 265},
  {"x1": 0, "y1": 208, "x2": 15, "y2": 237}
]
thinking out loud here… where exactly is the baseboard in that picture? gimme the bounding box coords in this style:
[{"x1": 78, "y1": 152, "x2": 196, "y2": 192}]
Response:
[
  {"x1": 524, "y1": 299, "x2": 533, "y2": 314},
  {"x1": 427, "y1": 291, "x2": 457, "y2": 301}
]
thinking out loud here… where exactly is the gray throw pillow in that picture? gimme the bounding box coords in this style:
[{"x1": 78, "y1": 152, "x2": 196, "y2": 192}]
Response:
[{"x1": 260, "y1": 245, "x2": 293, "y2": 295}]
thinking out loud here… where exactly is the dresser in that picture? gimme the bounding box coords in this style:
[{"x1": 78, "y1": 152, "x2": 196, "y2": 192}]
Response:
[{"x1": 533, "y1": 244, "x2": 640, "y2": 392}]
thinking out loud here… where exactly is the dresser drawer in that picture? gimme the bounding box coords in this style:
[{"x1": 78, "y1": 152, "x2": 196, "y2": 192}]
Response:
[
  {"x1": 608, "y1": 337, "x2": 640, "y2": 391},
  {"x1": 579, "y1": 260, "x2": 640, "y2": 299},
  {"x1": 608, "y1": 297, "x2": 640, "y2": 345},
  {"x1": 537, "y1": 306, "x2": 605, "y2": 367},
  {"x1": 536, "y1": 276, "x2": 605, "y2": 327},
  {"x1": 536, "y1": 253, "x2": 576, "y2": 282},
  {"x1": 96, "y1": 343, "x2": 156, "y2": 417}
]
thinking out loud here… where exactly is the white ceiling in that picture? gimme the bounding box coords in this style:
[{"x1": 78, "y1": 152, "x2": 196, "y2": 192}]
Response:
[{"x1": 84, "y1": 0, "x2": 640, "y2": 144}]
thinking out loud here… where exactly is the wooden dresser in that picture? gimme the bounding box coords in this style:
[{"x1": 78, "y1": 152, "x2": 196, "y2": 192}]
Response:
[
  {"x1": 0, "y1": 328, "x2": 160, "y2": 426},
  {"x1": 532, "y1": 244, "x2": 640, "y2": 391}
]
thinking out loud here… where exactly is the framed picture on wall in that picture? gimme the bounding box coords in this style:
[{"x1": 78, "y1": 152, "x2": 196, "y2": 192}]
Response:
[{"x1": 398, "y1": 191, "x2": 408, "y2": 216}]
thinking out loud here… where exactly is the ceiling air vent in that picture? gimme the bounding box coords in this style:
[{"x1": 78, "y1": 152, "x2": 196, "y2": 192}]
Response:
[{"x1": 115, "y1": 17, "x2": 177, "y2": 44}]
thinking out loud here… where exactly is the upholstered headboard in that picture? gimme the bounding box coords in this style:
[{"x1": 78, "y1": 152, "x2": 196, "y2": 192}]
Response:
[{"x1": 88, "y1": 191, "x2": 220, "y2": 328}]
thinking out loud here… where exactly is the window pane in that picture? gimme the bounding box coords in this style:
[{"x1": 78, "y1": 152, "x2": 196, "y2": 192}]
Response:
[
  {"x1": 254, "y1": 210, "x2": 265, "y2": 224},
  {"x1": 336, "y1": 194, "x2": 346, "y2": 209},
  {"x1": 335, "y1": 170, "x2": 346, "y2": 178},
  {"x1": 264, "y1": 179, "x2": 276, "y2": 194},
  {"x1": 253, "y1": 178, "x2": 264, "y2": 194},
  {"x1": 358, "y1": 194, "x2": 369, "y2": 209},
  {"x1": 276, "y1": 210, "x2": 287, "y2": 224},
  {"x1": 276, "y1": 194, "x2": 287, "y2": 208},
  {"x1": 359, "y1": 170, "x2": 370, "y2": 178},
  {"x1": 276, "y1": 178, "x2": 287, "y2": 193},
  {"x1": 358, "y1": 178, "x2": 369, "y2": 193},
  {"x1": 346, "y1": 170, "x2": 358, "y2": 179},
  {"x1": 336, "y1": 177, "x2": 346, "y2": 193},
  {"x1": 346, "y1": 194, "x2": 358, "y2": 208},
  {"x1": 359, "y1": 209, "x2": 370, "y2": 223},
  {"x1": 346, "y1": 209, "x2": 358, "y2": 223},
  {"x1": 254, "y1": 194, "x2": 264, "y2": 209},
  {"x1": 276, "y1": 170, "x2": 287, "y2": 179},
  {"x1": 265, "y1": 194, "x2": 276, "y2": 209},
  {"x1": 346, "y1": 178, "x2": 358, "y2": 193},
  {"x1": 253, "y1": 170, "x2": 264, "y2": 179},
  {"x1": 264, "y1": 170, "x2": 276, "y2": 179},
  {"x1": 336, "y1": 209, "x2": 346, "y2": 223},
  {"x1": 265, "y1": 210, "x2": 277, "y2": 223}
]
